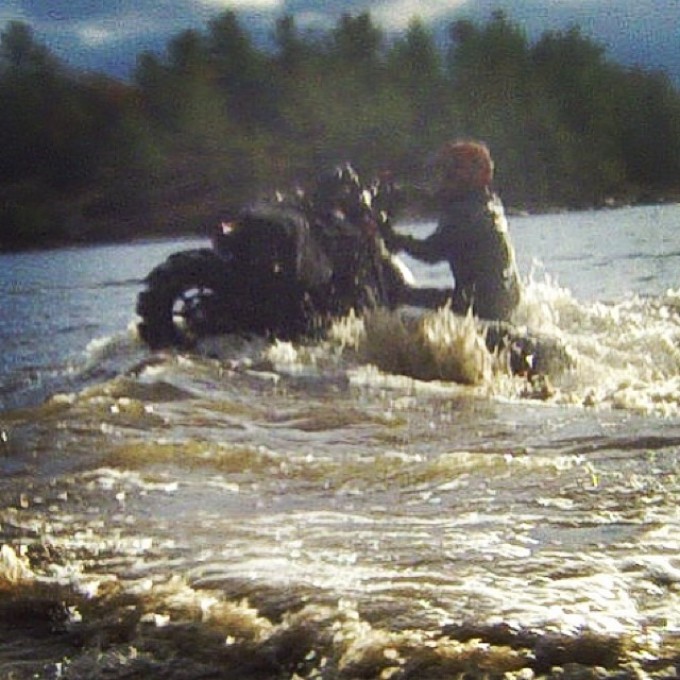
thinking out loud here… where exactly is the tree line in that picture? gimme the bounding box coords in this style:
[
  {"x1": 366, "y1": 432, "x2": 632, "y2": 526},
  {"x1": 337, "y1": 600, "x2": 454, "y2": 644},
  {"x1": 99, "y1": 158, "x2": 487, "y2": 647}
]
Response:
[{"x1": 2, "y1": 11, "x2": 680, "y2": 249}]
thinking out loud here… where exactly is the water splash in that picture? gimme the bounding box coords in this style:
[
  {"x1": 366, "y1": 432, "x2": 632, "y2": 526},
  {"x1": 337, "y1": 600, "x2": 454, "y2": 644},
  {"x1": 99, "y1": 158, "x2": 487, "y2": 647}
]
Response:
[
  {"x1": 516, "y1": 274, "x2": 680, "y2": 414},
  {"x1": 33, "y1": 270, "x2": 680, "y2": 418},
  {"x1": 318, "y1": 272, "x2": 680, "y2": 415},
  {"x1": 360, "y1": 306, "x2": 494, "y2": 385}
]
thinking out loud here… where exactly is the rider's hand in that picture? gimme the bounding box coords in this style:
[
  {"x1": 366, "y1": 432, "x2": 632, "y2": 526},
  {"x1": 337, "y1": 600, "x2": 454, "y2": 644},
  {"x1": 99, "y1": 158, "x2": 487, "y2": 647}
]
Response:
[{"x1": 380, "y1": 225, "x2": 404, "y2": 252}]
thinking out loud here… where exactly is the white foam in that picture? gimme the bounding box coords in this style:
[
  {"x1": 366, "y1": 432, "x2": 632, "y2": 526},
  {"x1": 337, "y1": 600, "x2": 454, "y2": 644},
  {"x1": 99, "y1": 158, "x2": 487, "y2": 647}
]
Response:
[
  {"x1": 502, "y1": 272, "x2": 680, "y2": 414},
  {"x1": 0, "y1": 544, "x2": 34, "y2": 583}
]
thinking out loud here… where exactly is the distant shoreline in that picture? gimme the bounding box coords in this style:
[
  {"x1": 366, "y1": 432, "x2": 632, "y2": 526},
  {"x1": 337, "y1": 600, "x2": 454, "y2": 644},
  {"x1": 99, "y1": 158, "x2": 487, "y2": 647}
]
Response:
[{"x1": 3, "y1": 197, "x2": 678, "y2": 254}]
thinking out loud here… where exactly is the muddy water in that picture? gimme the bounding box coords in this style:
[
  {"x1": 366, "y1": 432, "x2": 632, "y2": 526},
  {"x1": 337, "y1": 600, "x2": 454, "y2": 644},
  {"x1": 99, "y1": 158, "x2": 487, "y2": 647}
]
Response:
[{"x1": 1, "y1": 205, "x2": 679, "y2": 679}]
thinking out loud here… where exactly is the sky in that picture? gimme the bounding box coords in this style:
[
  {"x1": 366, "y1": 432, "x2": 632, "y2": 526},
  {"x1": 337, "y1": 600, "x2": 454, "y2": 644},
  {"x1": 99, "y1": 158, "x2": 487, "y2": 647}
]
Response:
[{"x1": 1, "y1": 0, "x2": 678, "y2": 84}]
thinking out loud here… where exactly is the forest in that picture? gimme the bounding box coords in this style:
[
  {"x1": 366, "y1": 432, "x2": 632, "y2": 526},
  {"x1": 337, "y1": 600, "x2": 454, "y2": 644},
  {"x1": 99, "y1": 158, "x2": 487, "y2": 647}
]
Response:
[{"x1": 1, "y1": 10, "x2": 680, "y2": 249}]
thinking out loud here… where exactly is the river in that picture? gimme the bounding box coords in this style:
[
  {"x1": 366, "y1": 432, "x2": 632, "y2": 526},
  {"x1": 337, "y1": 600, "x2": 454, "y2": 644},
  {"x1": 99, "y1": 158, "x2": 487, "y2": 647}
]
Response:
[{"x1": 0, "y1": 204, "x2": 679, "y2": 679}]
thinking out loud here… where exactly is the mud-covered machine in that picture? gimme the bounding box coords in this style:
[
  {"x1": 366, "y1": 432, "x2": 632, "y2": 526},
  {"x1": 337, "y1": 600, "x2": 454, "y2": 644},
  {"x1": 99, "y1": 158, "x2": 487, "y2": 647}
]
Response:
[{"x1": 136, "y1": 179, "x2": 413, "y2": 349}]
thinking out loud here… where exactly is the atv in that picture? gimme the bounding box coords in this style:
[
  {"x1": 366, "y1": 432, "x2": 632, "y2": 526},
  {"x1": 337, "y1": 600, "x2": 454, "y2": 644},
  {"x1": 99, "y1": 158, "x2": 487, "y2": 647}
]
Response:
[
  {"x1": 135, "y1": 169, "x2": 570, "y2": 381},
  {"x1": 136, "y1": 170, "x2": 421, "y2": 349}
]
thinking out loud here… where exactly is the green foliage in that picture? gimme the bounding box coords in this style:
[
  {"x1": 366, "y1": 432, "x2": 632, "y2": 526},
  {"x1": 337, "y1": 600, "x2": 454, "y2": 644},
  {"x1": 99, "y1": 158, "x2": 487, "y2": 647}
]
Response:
[
  {"x1": 447, "y1": 13, "x2": 540, "y2": 203},
  {"x1": 386, "y1": 19, "x2": 452, "y2": 172},
  {"x1": 0, "y1": 22, "x2": 166, "y2": 246},
  {"x1": 613, "y1": 69, "x2": 680, "y2": 190},
  {"x1": 332, "y1": 12, "x2": 383, "y2": 71},
  {"x1": 2, "y1": 11, "x2": 680, "y2": 249},
  {"x1": 0, "y1": 20, "x2": 55, "y2": 73}
]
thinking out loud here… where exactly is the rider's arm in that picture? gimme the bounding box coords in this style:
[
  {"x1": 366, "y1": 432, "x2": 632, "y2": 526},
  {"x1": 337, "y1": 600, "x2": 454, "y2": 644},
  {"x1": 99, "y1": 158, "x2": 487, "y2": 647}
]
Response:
[{"x1": 384, "y1": 227, "x2": 450, "y2": 265}]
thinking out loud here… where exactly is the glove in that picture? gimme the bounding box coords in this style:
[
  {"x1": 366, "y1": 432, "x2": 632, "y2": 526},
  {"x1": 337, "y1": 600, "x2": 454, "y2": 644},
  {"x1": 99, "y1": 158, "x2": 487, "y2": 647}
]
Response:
[{"x1": 380, "y1": 225, "x2": 407, "y2": 252}]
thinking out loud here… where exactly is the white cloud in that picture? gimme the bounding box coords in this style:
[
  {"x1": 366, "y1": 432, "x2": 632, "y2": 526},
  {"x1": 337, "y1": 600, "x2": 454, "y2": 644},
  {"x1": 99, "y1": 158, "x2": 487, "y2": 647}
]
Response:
[
  {"x1": 70, "y1": 10, "x2": 169, "y2": 48},
  {"x1": 196, "y1": 0, "x2": 284, "y2": 8},
  {"x1": 78, "y1": 25, "x2": 118, "y2": 47},
  {"x1": 295, "y1": 11, "x2": 338, "y2": 30},
  {"x1": 371, "y1": 0, "x2": 468, "y2": 30}
]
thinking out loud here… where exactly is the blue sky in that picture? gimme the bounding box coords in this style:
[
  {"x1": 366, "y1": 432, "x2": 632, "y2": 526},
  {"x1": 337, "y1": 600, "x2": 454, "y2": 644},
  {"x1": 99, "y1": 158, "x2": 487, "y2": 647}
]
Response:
[{"x1": 2, "y1": 0, "x2": 678, "y2": 84}]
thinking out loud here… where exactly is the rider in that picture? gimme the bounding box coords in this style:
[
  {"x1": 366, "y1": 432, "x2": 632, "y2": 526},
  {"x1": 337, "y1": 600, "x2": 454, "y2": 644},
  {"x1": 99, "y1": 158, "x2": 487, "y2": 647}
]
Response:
[{"x1": 381, "y1": 141, "x2": 521, "y2": 322}]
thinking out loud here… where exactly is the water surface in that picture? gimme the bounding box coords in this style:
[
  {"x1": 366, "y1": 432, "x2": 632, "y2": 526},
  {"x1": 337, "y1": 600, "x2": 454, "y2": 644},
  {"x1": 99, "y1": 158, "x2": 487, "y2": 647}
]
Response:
[{"x1": 1, "y1": 205, "x2": 679, "y2": 679}]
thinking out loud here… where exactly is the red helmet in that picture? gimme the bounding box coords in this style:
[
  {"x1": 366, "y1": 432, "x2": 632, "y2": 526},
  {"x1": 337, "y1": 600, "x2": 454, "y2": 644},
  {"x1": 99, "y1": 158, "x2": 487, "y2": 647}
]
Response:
[{"x1": 432, "y1": 141, "x2": 494, "y2": 194}]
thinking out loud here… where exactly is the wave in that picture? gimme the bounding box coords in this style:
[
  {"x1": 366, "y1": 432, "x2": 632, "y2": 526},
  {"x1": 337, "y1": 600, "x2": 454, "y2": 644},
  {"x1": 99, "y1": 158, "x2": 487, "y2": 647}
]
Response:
[
  {"x1": 5, "y1": 274, "x2": 678, "y2": 418},
  {"x1": 3, "y1": 539, "x2": 673, "y2": 680},
  {"x1": 260, "y1": 274, "x2": 680, "y2": 416},
  {"x1": 166, "y1": 275, "x2": 680, "y2": 417},
  {"x1": 511, "y1": 276, "x2": 680, "y2": 415},
  {"x1": 0, "y1": 325, "x2": 147, "y2": 412}
]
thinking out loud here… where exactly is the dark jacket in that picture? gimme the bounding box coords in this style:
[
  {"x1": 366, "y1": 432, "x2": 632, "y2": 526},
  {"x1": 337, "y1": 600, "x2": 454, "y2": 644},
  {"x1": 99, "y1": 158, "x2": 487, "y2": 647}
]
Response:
[{"x1": 389, "y1": 189, "x2": 521, "y2": 321}]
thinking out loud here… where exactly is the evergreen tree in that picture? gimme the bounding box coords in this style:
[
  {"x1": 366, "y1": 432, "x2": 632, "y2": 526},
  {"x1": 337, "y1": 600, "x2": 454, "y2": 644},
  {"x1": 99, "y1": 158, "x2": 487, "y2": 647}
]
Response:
[
  {"x1": 387, "y1": 18, "x2": 452, "y2": 174},
  {"x1": 447, "y1": 12, "x2": 547, "y2": 205},
  {"x1": 531, "y1": 26, "x2": 627, "y2": 204},
  {"x1": 3, "y1": 10, "x2": 680, "y2": 248},
  {"x1": 614, "y1": 69, "x2": 680, "y2": 193}
]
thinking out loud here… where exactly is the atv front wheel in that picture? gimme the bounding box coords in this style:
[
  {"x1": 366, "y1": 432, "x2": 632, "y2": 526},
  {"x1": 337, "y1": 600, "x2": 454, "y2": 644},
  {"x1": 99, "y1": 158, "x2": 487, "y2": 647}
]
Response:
[{"x1": 137, "y1": 249, "x2": 230, "y2": 349}]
